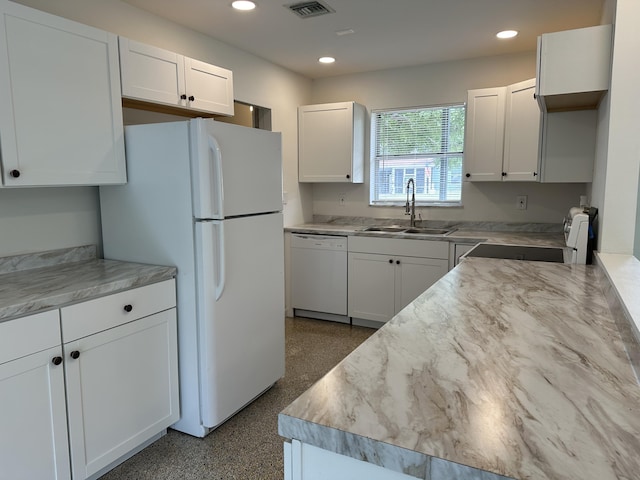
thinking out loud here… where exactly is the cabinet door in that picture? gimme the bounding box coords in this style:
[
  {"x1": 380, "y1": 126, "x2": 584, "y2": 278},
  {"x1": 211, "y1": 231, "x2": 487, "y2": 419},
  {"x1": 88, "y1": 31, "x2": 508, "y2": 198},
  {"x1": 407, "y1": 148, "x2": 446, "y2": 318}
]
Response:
[
  {"x1": 464, "y1": 87, "x2": 506, "y2": 181},
  {"x1": 395, "y1": 256, "x2": 448, "y2": 312},
  {"x1": 0, "y1": 1, "x2": 125, "y2": 186},
  {"x1": 119, "y1": 37, "x2": 186, "y2": 108},
  {"x1": 348, "y1": 252, "x2": 396, "y2": 323},
  {"x1": 65, "y1": 309, "x2": 179, "y2": 480},
  {"x1": 0, "y1": 346, "x2": 71, "y2": 480},
  {"x1": 184, "y1": 57, "x2": 234, "y2": 115},
  {"x1": 503, "y1": 78, "x2": 541, "y2": 181},
  {"x1": 299, "y1": 102, "x2": 362, "y2": 183}
]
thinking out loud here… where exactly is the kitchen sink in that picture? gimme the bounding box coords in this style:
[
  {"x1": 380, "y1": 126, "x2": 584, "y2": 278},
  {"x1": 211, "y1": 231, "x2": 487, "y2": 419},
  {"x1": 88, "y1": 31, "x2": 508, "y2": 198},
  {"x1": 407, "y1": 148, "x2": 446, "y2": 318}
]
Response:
[
  {"x1": 363, "y1": 226, "x2": 408, "y2": 232},
  {"x1": 363, "y1": 226, "x2": 454, "y2": 236},
  {"x1": 464, "y1": 243, "x2": 567, "y2": 263},
  {"x1": 404, "y1": 227, "x2": 454, "y2": 235}
]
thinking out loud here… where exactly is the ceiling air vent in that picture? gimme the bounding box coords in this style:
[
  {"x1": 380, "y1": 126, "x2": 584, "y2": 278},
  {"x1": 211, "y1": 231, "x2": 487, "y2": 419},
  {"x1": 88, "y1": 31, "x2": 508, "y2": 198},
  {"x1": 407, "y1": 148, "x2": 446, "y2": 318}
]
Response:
[{"x1": 285, "y1": 1, "x2": 335, "y2": 19}]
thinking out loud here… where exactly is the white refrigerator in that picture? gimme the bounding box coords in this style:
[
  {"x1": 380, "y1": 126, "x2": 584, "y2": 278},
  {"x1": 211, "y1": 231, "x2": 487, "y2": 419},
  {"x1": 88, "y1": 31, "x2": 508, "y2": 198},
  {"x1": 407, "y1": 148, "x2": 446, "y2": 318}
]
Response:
[{"x1": 99, "y1": 118, "x2": 284, "y2": 437}]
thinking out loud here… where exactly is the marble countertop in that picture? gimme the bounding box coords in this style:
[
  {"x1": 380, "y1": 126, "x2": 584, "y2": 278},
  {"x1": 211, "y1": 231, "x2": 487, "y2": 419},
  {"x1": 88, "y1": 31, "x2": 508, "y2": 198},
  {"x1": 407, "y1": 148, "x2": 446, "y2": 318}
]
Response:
[
  {"x1": 286, "y1": 223, "x2": 566, "y2": 247},
  {"x1": 0, "y1": 246, "x2": 176, "y2": 322},
  {"x1": 279, "y1": 258, "x2": 640, "y2": 480}
]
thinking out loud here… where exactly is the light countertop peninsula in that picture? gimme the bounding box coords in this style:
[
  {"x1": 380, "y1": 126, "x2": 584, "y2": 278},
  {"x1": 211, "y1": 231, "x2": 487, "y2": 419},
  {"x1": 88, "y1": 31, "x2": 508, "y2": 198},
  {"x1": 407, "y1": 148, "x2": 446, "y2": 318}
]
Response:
[
  {"x1": 0, "y1": 245, "x2": 176, "y2": 322},
  {"x1": 279, "y1": 257, "x2": 640, "y2": 480}
]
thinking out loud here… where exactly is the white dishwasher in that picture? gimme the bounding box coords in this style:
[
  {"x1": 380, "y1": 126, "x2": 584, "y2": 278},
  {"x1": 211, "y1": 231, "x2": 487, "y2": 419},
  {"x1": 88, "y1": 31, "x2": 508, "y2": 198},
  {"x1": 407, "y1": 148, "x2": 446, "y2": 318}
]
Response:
[{"x1": 291, "y1": 234, "x2": 348, "y2": 323}]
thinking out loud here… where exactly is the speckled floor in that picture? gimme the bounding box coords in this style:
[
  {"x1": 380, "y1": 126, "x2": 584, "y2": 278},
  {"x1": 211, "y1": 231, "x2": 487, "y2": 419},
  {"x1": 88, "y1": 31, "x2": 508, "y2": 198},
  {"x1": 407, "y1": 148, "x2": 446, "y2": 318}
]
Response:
[{"x1": 100, "y1": 316, "x2": 375, "y2": 480}]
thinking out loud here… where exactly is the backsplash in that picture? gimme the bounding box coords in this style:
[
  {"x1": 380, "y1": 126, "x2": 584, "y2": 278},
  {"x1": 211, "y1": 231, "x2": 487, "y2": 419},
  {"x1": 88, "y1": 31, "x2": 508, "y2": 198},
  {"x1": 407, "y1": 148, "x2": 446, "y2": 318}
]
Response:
[{"x1": 0, "y1": 245, "x2": 96, "y2": 275}]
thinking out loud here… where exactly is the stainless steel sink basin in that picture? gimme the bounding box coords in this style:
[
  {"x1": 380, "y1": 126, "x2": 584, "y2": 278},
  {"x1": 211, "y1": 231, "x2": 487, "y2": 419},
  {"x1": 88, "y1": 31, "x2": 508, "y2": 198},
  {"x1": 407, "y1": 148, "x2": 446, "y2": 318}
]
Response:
[
  {"x1": 404, "y1": 227, "x2": 454, "y2": 235},
  {"x1": 362, "y1": 226, "x2": 454, "y2": 236},
  {"x1": 363, "y1": 226, "x2": 408, "y2": 232}
]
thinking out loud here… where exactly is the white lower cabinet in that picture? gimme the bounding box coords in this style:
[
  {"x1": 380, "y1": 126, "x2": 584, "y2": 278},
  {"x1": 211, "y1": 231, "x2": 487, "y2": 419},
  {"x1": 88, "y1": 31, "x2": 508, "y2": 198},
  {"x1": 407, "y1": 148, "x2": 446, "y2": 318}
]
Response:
[
  {"x1": 64, "y1": 309, "x2": 179, "y2": 479},
  {"x1": 348, "y1": 237, "x2": 449, "y2": 326},
  {"x1": 348, "y1": 252, "x2": 397, "y2": 323},
  {"x1": 0, "y1": 280, "x2": 178, "y2": 480},
  {"x1": 0, "y1": 309, "x2": 71, "y2": 480}
]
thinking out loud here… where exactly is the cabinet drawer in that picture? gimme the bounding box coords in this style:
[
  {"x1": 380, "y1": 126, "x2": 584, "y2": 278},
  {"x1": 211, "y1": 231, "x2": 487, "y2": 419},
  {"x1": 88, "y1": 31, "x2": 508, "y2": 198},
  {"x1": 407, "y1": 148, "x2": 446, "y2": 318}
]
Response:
[
  {"x1": 61, "y1": 279, "x2": 176, "y2": 342},
  {"x1": 348, "y1": 236, "x2": 449, "y2": 259},
  {"x1": 0, "y1": 310, "x2": 60, "y2": 365}
]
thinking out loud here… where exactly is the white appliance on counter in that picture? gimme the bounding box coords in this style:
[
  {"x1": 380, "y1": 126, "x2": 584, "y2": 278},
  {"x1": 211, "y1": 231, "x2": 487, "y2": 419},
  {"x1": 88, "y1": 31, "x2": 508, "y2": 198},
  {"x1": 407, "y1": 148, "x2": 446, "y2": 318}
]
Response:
[
  {"x1": 564, "y1": 206, "x2": 597, "y2": 264},
  {"x1": 100, "y1": 118, "x2": 284, "y2": 438}
]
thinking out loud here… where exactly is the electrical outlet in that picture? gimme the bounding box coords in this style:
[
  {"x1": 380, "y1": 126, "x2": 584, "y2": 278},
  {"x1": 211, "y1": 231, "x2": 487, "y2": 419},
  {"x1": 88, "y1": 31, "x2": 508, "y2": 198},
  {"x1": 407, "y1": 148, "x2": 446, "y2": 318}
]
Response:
[
  {"x1": 339, "y1": 193, "x2": 346, "y2": 207},
  {"x1": 516, "y1": 195, "x2": 528, "y2": 210}
]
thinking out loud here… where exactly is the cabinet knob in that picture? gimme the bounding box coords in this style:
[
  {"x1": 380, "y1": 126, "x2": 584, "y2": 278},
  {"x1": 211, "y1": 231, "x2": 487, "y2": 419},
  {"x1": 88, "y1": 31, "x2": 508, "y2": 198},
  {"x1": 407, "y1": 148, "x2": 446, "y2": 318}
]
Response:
[
  {"x1": 388, "y1": 259, "x2": 393, "y2": 264},
  {"x1": 9, "y1": 169, "x2": 20, "y2": 178},
  {"x1": 502, "y1": 172, "x2": 507, "y2": 177},
  {"x1": 533, "y1": 93, "x2": 537, "y2": 99},
  {"x1": 188, "y1": 95, "x2": 195, "y2": 102},
  {"x1": 396, "y1": 260, "x2": 400, "y2": 265},
  {"x1": 180, "y1": 94, "x2": 187, "y2": 100},
  {"x1": 123, "y1": 304, "x2": 133, "y2": 313},
  {"x1": 533, "y1": 172, "x2": 538, "y2": 177},
  {"x1": 70, "y1": 351, "x2": 80, "y2": 360},
  {"x1": 346, "y1": 174, "x2": 350, "y2": 179},
  {"x1": 51, "y1": 356, "x2": 63, "y2": 366},
  {"x1": 465, "y1": 173, "x2": 471, "y2": 178}
]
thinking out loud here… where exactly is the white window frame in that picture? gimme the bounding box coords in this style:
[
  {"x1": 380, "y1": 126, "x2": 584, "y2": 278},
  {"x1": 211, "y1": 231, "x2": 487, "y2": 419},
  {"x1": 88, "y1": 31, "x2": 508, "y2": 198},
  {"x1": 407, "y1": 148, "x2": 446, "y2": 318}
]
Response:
[{"x1": 369, "y1": 103, "x2": 465, "y2": 207}]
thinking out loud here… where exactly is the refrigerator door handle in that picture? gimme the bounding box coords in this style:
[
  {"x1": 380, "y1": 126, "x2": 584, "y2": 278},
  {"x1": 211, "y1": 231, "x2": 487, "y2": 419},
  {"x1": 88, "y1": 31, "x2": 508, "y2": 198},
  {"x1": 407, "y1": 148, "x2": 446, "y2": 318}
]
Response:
[
  {"x1": 207, "y1": 134, "x2": 225, "y2": 219},
  {"x1": 214, "y1": 221, "x2": 226, "y2": 300}
]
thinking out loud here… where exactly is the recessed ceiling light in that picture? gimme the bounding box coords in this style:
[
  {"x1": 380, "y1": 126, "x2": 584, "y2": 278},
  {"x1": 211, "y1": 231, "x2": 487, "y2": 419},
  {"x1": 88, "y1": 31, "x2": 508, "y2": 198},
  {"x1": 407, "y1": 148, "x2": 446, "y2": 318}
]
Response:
[
  {"x1": 318, "y1": 56, "x2": 335, "y2": 64},
  {"x1": 232, "y1": 1, "x2": 256, "y2": 11},
  {"x1": 496, "y1": 30, "x2": 518, "y2": 39},
  {"x1": 335, "y1": 28, "x2": 355, "y2": 37}
]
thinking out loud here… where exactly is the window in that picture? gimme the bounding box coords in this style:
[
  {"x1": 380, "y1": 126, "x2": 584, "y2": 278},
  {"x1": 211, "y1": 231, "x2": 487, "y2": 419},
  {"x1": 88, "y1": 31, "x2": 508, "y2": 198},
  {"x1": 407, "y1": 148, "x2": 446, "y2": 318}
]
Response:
[{"x1": 370, "y1": 104, "x2": 465, "y2": 206}]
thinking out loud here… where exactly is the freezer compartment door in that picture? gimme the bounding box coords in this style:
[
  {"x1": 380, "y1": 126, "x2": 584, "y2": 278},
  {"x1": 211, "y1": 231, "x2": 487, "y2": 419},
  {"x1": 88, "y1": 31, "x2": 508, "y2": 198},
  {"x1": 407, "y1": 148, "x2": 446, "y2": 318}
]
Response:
[
  {"x1": 195, "y1": 213, "x2": 285, "y2": 428},
  {"x1": 191, "y1": 119, "x2": 283, "y2": 219}
]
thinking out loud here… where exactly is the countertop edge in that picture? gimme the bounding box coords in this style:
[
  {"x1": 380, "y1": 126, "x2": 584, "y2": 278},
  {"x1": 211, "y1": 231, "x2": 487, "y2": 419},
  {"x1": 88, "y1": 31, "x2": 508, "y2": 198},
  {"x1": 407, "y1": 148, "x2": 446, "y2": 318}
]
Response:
[
  {"x1": 0, "y1": 260, "x2": 177, "y2": 322},
  {"x1": 278, "y1": 413, "x2": 430, "y2": 479},
  {"x1": 278, "y1": 413, "x2": 513, "y2": 480}
]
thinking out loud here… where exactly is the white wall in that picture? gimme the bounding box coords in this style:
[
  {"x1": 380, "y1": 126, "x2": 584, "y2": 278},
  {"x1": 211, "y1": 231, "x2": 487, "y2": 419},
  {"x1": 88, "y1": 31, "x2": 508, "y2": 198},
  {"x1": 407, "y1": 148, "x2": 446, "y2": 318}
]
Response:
[
  {"x1": 596, "y1": 0, "x2": 640, "y2": 254},
  {"x1": 309, "y1": 53, "x2": 587, "y2": 223},
  {"x1": 0, "y1": 187, "x2": 101, "y2": 254},
  {"x1": 588, "y1": 0, "x2": 615, "y2": 251},
  {"x1": 1, "y1": 0, "x2": 313, "y2": 257}
]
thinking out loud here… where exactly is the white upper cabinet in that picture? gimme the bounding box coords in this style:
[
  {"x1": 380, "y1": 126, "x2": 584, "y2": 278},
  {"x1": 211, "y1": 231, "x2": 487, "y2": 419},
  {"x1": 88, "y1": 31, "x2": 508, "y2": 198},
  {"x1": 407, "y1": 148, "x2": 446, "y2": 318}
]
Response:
[
  {"x1": 298, "y1": 101, "x2": 365, "y2": 183},
  {"x1": 536, "y1": 24, "x2": 613, "y2": 112},
  {"x1": 503, "y1": 78, "x2": 541, "y2": 181},
  {"x1": 119, "y1": 37, "x2": 234, "y2": 116},
  {"x1": 465, "y1": 78, "x2": 594, "y2": 183},
  {"x1": 463, "y1": 86, "x2": 506, "y2": 182},
  {"x1": 118, "y1": 38, "x2": 185, "y2": 107},
  {"x1": 0, "y1": 0, "x2": 126, "y2": 187},
  {"x1": 465, "y1": 80, "x2": 541, "y2": 182}
]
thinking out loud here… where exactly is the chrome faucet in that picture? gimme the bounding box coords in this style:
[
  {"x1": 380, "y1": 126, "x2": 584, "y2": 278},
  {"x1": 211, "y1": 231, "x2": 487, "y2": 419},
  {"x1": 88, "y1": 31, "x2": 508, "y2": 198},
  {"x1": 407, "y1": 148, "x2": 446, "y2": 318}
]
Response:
[{"x1": 405, "y1": 178, "x2": 416, "y2": 227}]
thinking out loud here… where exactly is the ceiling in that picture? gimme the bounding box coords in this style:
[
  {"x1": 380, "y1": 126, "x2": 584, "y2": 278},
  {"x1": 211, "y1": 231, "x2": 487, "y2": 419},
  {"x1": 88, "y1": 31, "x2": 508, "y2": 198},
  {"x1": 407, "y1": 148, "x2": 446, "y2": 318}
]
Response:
[{"x1": 121, "y1": 0, "x2": 605, "y2": 79}]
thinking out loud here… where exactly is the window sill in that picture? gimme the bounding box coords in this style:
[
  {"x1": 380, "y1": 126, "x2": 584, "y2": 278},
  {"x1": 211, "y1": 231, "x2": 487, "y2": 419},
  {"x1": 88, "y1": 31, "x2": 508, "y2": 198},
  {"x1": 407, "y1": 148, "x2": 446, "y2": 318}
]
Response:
[{"x1": 369, "y1": 202, "x2": 463, "y2": 208}]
